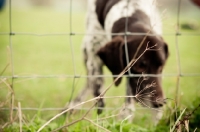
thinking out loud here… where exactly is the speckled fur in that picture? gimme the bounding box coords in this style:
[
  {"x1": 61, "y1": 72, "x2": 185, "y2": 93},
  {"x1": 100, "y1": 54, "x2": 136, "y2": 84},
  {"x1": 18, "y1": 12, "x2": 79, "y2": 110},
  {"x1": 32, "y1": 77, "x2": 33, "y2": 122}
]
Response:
[{"x1": 68, "y1": 0, "x2": 165, "y2": 122}]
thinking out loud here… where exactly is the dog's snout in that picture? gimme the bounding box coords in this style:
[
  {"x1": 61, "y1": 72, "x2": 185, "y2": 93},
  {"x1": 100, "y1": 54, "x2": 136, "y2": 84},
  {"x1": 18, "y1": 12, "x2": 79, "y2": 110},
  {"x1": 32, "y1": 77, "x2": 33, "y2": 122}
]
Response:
[
  {"x1": 153, "y1": 102, "x2": 163, "y2": 108},
  {"x1": 152, "y1": 99, "x2": 166, "y2": 108}
]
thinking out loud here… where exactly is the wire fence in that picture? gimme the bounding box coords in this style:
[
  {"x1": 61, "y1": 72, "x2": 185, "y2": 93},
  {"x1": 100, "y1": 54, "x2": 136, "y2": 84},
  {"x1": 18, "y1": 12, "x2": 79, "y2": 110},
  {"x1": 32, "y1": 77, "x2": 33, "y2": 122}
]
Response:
[{"x1": 0, "y1": 0, "x2": 200, "y2": 126}]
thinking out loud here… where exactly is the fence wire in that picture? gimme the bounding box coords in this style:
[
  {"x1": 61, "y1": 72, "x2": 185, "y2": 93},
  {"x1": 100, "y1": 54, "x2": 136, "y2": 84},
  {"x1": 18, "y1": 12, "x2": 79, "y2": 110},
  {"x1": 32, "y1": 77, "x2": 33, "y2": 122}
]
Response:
[{"x1": 0, "y1": 0, "x2": 200, "y2": 113}]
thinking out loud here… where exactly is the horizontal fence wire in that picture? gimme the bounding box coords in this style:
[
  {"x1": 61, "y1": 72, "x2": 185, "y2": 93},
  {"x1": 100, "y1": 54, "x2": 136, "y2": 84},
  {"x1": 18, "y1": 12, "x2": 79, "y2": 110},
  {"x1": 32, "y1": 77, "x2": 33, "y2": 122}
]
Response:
[
  {"x1": 1, "y1": 73, "x2": 200, "y2": 79},
  {"x1": 0, "y1": 106, "x2": 151, "y2": 111},
  {"x1": 1, "y1": 32, "x2": 200, "y2": 36}
]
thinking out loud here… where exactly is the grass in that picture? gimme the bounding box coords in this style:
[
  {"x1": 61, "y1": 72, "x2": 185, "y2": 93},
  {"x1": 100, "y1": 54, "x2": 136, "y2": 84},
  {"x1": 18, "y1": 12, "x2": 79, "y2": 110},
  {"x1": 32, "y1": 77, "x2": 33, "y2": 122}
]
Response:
[{"x1": 0, "y1": 4, "x2": 200, "y2": 132}]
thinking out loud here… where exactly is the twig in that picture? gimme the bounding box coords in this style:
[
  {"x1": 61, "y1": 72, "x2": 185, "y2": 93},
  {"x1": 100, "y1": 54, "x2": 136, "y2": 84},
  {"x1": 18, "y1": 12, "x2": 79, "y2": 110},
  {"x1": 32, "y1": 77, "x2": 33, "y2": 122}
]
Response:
[
  {"x1": 84, "y1": 117, "x2": 111, "y2": 132},
  {"x1": 0, "y1": 63, "x2": 10, "y2": 76},
  {"x1": 0, "y1": 78, "x2": 17, "y2": 129},
  {"x1": 136, "y1": 75, "x2": 143, "y2": 94},
  {"x1": 18, "y1": 102, "x2": 22, "y2": 132},
  {"x1": 0, "y1": 78, "x2": 14, "y2": 93},
  {"x1": 1, "y1": 109, "x2": 19, "y2": 129},
  {"x1": 0, "y1": 79, "x2": 12, "y2": 108},
  {"x1": 132, "y1": 33, "x2": 149, "y2": 61},
  {"x1": 10, "y1": 89, "x2": 15, "y2": 122},
  {"x1": 0, "y1": 78, "x2": 15, "y2": 123}
]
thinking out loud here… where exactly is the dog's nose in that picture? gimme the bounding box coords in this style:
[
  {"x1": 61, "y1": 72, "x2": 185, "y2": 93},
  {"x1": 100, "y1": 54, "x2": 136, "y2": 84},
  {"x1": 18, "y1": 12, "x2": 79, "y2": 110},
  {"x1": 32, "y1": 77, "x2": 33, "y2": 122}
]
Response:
[
  {"x1": 153, "y1": 102, "x2": 163, "y2": 108},
  {"x1": 152, "y1": 99, "x2": 166, "y2": 108}
]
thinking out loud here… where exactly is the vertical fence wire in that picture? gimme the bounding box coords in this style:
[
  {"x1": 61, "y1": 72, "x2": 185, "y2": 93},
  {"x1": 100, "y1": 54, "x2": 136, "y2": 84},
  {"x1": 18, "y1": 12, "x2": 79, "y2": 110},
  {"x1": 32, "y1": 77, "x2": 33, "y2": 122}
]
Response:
[
  {"x1": 67, "y1": 0, "x2": 77, "y2": 109},
  {"x1": 124, "y1": 0, "x2": 131, "y2": 75},
  {"x1": 8, "y1": 0, "x2": 15, "y2": 122},
  {"x1": 175, "y1": 0, "x2": 182, "y2": 108}
]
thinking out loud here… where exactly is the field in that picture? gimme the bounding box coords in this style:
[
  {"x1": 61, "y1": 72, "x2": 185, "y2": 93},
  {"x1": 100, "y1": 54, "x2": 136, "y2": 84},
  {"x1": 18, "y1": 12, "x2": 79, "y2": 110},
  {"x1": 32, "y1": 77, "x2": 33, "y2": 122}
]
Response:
[{"x1": 0, "y1": 2, "x2": 200, "y2": 132}]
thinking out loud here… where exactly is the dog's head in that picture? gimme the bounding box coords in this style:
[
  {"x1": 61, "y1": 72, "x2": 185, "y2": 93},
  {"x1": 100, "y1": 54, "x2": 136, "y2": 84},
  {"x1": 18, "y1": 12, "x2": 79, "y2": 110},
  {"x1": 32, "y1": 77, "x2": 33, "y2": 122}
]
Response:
[{"x1": 97, "y1": 35, "x2": 168, "y2": 108}]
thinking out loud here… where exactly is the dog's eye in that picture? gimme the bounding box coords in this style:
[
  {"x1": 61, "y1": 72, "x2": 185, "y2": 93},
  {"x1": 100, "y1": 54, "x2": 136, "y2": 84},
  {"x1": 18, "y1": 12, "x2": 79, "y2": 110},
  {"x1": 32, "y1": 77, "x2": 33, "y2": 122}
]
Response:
[{"x1": 139, "y1": 61, "x2": 147, "y2": 68}]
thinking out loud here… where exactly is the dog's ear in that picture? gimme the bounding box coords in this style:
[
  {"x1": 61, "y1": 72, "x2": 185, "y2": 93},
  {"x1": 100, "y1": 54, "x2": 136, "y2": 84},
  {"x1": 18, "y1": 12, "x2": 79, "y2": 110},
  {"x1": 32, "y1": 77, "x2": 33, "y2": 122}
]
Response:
[
  {"x1": 97, "y1": 36, "x2": 124, "y2": 86},
  {"x1": 164, "y1": 42, "x2": 169, "y2": 59},
  {"x1": 158, "y1": 37, "x2": 169, "y2": 60}
]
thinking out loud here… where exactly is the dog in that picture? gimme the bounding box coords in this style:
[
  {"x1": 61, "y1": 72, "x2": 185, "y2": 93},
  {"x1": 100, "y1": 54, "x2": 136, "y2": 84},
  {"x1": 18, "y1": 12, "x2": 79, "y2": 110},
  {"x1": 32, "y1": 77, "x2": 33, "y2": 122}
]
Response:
[{"x1": 68, "y1": 0, "x2": 169, "y2": 122}]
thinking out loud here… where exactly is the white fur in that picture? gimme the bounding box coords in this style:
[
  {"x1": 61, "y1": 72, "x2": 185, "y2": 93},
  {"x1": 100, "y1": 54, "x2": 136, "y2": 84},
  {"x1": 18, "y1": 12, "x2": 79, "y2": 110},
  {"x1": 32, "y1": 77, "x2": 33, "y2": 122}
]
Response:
[{"x1": 105, "y1": 0, "x2": 162, "y2": 41}]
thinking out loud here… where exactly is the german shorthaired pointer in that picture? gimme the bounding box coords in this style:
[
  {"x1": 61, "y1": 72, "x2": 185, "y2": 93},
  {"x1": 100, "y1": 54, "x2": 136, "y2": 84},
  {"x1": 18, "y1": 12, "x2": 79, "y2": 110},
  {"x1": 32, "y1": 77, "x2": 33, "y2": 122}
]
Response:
[{"x1": 68, "y1": 0, "x2": 168, "y2": 122}]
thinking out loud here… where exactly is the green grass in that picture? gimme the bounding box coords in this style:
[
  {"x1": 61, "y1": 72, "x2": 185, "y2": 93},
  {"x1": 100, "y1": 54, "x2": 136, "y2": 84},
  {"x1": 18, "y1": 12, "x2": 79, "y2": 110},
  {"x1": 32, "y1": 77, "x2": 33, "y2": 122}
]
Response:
[{"x1": 0, "y1": 5, "x2": 200, "y2": 132}]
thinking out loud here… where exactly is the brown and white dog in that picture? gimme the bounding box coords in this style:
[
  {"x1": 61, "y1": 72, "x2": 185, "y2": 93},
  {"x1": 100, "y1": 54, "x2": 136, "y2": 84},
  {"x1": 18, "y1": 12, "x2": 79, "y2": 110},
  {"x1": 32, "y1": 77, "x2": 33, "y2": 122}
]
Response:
[{"x1": 68, "y1": 0, "x2": 169, "y2": 122}]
